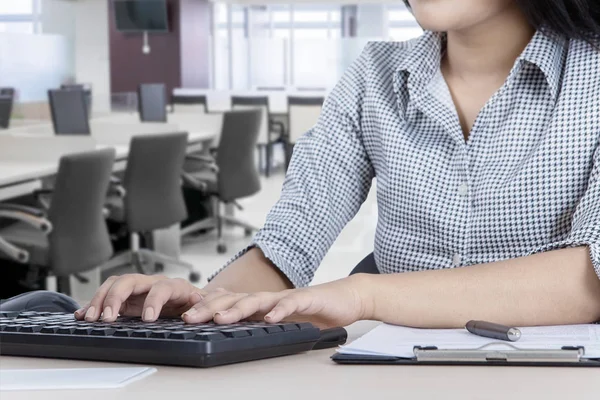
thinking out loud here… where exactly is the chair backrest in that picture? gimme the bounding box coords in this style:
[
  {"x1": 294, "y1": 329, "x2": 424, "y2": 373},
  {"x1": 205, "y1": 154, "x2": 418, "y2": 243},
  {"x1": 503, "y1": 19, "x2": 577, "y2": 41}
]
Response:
[
  {"x1": 171, "y1": 95, "x2": 208, "y2": 114},
  {"x1": 61, "y1": 84, "x2": 92, "y2": 115},
  {"x1": 124, "y1": 133, "x2": 189, "y2": 232},
  {"x1": 288, "y1": 96, "x2": 325, "y2": 143},
  {"x1": 0, "y1": 88, "x2": 15, "y2": 98},
  {"x1": 231, "y1": 96, "x2": 269, "y2": 145},
  {"x1": 48, "y1": 148, "x2": 115, "y2": 276},
  {"x1": 48, "y1": 89, "x2": 91, "y2": 135},
  {"x1": 138, "y1": 83, "x2": 167, "y2": 122},
  {"x1": 0, "y1": 95, "x2": 13, "y2": 129},
  {"x1": 216, "y1": 110, "x2": 262, "y2": 202}
]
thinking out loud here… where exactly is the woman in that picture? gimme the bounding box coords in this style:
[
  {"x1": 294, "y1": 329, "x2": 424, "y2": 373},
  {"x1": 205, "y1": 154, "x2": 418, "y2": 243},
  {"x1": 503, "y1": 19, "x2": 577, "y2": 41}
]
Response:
[{"x1": 80, "y1": 0, "x2": 600, "y2": 329}]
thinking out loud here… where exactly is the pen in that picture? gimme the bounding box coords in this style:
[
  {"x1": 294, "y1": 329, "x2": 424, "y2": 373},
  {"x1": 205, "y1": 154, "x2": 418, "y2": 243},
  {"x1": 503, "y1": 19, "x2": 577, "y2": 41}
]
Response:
[{"x1": 465, "y1": 320, "x2": 521, "y2": 342}]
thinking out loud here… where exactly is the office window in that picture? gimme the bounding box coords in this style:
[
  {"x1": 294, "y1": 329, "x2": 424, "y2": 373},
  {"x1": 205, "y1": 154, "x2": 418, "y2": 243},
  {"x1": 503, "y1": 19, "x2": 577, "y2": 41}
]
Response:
[
  {"x1": 0, "y1": 22, "x2": 34, "y2": 33},
  {"x1": 387, "y1": 3, "x2": 422, "y2": 41},
  {"x1": 294, "y1": 11, "x2": 329, "y2": 23},
  {"x1": 0, "y1": 1, "x2": 34, "y2": 15}
]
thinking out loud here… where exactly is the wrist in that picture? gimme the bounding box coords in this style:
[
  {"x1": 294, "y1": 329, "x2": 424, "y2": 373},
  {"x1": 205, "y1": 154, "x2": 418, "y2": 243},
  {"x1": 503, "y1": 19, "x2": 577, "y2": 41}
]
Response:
[{"x1": 348, "y1": 273, "x2": 377, "y2": 321}]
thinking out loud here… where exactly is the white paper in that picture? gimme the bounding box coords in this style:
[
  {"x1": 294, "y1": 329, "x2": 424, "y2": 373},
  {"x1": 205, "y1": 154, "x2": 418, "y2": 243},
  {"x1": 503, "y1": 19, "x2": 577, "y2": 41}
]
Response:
[
  {"x1": 338, "y1": 324, "x2": 600, "y2": 359},
  {"x1": 0, "y1": 367, "x2": 157, "y2": 391}
]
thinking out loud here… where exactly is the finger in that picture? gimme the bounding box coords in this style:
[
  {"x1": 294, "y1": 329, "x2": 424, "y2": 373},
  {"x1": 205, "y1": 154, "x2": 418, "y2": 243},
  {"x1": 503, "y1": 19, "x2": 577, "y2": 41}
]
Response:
[
  {"x1": 101, "y1": 274, "x2": 161, "y2": 322},
  {"x1": 78, "y1": 275, "x2": 120, "y2": 321},
  {"x1": 265, "y1": 293, "x2": 312, "y2": 323},
  {"x1": 182, "y1": 292, "x2": 248, "y2": 323},
  {"x1": 214, "y1": 292, "x2": 284, "y2": 324},
  {"x1": 141, "y1": 278, "x2": 197, "y2": 322}
]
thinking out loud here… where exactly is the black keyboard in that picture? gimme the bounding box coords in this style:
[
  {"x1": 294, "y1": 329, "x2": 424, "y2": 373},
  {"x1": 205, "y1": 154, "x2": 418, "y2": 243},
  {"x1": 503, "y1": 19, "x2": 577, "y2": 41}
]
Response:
[{"x1": 0, "y1": 311, "x2": 346, "y2": 367}]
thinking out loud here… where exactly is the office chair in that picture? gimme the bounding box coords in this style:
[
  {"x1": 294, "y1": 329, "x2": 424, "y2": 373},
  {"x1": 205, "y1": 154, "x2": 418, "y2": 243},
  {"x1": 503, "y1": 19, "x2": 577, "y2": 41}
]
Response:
[
  {"x1": 349, "y1": 253, "x2": 379, "y2": 275},
  {"x1": 61, "y1": 83, "x2": 92, "y2": 116},
  {"x1": 286, "y1": 96, "x2": 325, "y2": 168},
  {"x1": 48, "y1": 89, "x2": 91, "y2": 135},
  {"x1": 103, "y1": 133, "x2": 200, "y2": 282},
  {"x1": 138, "y1": 83, "x2": 168, "y2": 122},
  {"x1": 0, "y1": 149, "x2": 116, "y2": 295},
  {"x1": 0, "y1": 95, "x2": 13, "y2": 129},
  {"x1": 181, "y1": 110, "x2": 262, "y2": 254},
  {"x1": 171, "y1": 95, "x2": 208, "y2": 113},
  {"x1": 231, "y1": 96, "x2": 285, "y2": 177}
]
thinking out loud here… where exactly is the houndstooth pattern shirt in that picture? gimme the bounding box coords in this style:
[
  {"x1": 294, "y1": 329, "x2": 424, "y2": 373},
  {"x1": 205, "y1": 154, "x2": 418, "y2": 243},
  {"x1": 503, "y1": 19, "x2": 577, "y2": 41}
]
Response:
[{"x1": 227, "y1": 30, "x2": 600, "y2": 288}]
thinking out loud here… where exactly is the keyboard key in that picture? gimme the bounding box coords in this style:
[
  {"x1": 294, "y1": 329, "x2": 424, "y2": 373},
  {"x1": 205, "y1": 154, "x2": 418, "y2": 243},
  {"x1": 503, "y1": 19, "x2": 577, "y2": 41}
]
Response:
[
  {"x1": 40, "y1": 326, "x2": 60, "y2": 333},
  {"x1": 246, "y1": 328, "x2": 268, "y2": 337},
  {"x1": 169, "y1": 331, "x2": 196, "y2": 340},
  {"x1": 56, "y1": 327, "x2": 75, "y2": 335},
  {"x1": 221, "y1": 329, "x2": 250, "y2": 338},
  {"x1": 193, "y1": 332, "x2": 226, "y2": 341},
  {"x1": 149, "y1": 331, "x2": 171, "y2": 339},
  {"x1": 3, "y1": 325, "x2": 21, "y2": 332},
  {"x1": 90, "y1": 328, "x2": 116, "y2": 336},
  {"x1": 131, "y1": 330, "x2": 151, "y2": 338},
  {"x1": 114, "y1": 329, "x2": 133, "y2": 337},
  {"x1": 296, "y1": 323, "x2": 314, "y2": 330},
  {"x1": 74, "y1": 328, "x2": 93, "y2": 335},
  {"x1": 281, "y1": 323, "x2": 300, "y2": 331},
  {"x1": 263, "y1": 325, "x2": 283, "y2": 334},
  {"x1": 19, "y1": 325, "x2": 43, "y2": 333}
]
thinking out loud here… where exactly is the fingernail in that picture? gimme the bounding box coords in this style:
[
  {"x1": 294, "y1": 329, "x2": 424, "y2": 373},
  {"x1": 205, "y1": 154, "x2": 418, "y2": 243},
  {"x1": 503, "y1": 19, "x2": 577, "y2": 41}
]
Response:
[
  {"x1": 143, "y1": 308, "x2": 155, "y2": 321},
  {"x1": 183, "y1": 308, "x2": 197, "y2": 318},
  {"x1": 265, "y1": 312, "x2": 275, "y2": 320},
  {"x1": 85, "y1": 306, "x2": 96, "y2": 321},
  {"x1": 214, "y1": 310, "x2": 228, "y2": 318},
  {"x1": 103, "y1": 307, "x2": 113, "y2": 320},
  {"x1": 74, "y1": 308, "x2": 85, "y2": 316}
]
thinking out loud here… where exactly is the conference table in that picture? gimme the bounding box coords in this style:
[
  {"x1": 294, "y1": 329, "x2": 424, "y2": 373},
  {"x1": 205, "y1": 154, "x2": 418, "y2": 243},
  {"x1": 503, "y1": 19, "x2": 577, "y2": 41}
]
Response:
[
  {"x1": 0, "y1": 112, "x2": 222, "y2": 201},
  {"x1": 0, "y1": 320, "x2": 596, "y2": 400}
]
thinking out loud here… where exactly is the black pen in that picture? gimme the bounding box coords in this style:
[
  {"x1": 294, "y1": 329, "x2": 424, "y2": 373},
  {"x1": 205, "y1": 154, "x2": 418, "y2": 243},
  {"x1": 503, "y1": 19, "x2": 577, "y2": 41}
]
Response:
[{"x1": 465, "y1": 320, "x2": 521, "y2": 342}]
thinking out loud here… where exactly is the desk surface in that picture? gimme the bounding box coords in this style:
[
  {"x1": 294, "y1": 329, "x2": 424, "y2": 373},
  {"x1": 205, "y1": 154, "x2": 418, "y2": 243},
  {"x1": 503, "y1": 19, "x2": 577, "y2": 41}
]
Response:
[{"x1": 0, "y1": 321, "x2": 596, "y2": 400}]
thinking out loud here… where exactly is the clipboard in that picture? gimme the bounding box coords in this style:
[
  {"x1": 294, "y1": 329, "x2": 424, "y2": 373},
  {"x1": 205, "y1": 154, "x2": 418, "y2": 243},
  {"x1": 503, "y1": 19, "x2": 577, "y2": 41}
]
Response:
[{"x1": 332, "y1": 343, "x2": 600, "y2": 367}]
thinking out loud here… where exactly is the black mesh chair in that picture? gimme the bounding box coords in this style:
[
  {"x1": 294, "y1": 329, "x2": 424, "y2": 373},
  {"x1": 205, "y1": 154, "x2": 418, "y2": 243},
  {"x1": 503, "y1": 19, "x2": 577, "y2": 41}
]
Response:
[
  {"x1": 61, "y1": 84, "x2": 92, "y2": 116},
  {"x1": 181, "y1": 110, "x2": 262, "y2": 253},
  {"x1": 171, "y1": 95, "x2": 208, "y2": 114},
  {"x1": 231, "y1": 96, "x2": 285, "y2": 177},
  {"x1": 350, "y1": 253, "x2": 379, "y2": 275},
  {"x1": 0, "y1": 149, "x2": 116, "y2": 295},
  {"x1": 138, "y1": 83, "x2": 167, "y2": 122},
  {"x1": 0, "y1": 95, "x2": 12, "y2": 129},
  {"x1": 103, "y1": 133, "x2": 200, "y2": 282},
  {"x1": 48, "y1": 89, "x2": 91, "y2": 135}
]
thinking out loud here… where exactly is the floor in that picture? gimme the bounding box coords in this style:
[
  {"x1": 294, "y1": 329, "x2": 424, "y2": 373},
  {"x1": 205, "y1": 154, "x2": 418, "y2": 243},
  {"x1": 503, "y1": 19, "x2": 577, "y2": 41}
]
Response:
[{"x1": 172, "y1": 170, "x2": 378, "y2": 288}]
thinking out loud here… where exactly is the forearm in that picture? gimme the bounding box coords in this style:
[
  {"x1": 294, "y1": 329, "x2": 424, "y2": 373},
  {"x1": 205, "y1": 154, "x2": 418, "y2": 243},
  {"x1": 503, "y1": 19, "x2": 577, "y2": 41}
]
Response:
[
  {"x1": 206, "y1": 248, "x2": 294, "y2": 293},
  {"x1": 361, "y1": 247, "x2": 600, "y2": 328}
]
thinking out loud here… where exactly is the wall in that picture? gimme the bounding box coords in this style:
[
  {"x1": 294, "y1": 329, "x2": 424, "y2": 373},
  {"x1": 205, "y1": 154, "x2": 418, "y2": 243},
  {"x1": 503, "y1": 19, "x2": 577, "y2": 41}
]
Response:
[
  {"x1": 180, "y1": 0, "x2": 211, "y2": 88},
  {"x1": 109, "y1": 0, "x2": 182, "y2": 96}
]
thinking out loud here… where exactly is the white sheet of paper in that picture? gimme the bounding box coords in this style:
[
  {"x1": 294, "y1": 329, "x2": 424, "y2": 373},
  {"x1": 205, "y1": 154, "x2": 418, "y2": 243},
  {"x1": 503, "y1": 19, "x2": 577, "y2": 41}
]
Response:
[
  {"x1": 337, "y1": 324, "x2": 600, "y2": 359},
  {"x1": 0, "y1": 367, "x2": 157, "y2": 391}
]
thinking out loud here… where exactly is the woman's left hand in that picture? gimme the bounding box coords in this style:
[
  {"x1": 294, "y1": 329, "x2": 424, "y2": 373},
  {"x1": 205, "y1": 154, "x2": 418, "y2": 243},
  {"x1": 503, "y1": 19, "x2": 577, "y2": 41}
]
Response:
[{"x1": 181, "y1": 276, "x2": 369, "y2": 329}]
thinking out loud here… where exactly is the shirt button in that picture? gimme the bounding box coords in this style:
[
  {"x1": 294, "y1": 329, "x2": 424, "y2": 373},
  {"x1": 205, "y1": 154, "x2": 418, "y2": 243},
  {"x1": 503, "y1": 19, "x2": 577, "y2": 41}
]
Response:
[
  {"x1": 458, "y1": 183, "x2": 469, "y2": 196},
  {"x1": 452, "y1": 254, "x2": 462, "y2": 267}
]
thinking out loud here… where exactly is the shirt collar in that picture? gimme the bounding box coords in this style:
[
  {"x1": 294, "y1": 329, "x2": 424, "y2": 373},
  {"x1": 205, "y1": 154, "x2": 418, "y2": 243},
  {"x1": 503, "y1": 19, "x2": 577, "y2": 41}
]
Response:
[
  {"x1": 518, "y1": 29, "x2": 568, "y2": 101},
  {"x1": 396, "y1": 29, "x2": 568, "y2": 101}
]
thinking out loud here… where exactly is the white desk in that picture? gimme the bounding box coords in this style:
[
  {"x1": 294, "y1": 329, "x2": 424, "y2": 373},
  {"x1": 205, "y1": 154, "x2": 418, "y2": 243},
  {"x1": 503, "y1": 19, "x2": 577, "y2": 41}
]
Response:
[
  {"x1": 173, "y1": 88, "x2": 330, "y2": 114},
  {"x1": 0, "y1": 321, "x2": 596, "y2": 400}
]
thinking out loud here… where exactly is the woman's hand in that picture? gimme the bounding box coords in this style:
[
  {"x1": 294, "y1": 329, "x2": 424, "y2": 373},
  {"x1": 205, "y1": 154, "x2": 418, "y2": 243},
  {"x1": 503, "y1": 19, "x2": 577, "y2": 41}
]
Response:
[
  {"x1": 75, "y1": 274, "x2": 205, "y2": 322},
  {"x1": 182, "y1": 275, "x2": 370, "y2": 329}
]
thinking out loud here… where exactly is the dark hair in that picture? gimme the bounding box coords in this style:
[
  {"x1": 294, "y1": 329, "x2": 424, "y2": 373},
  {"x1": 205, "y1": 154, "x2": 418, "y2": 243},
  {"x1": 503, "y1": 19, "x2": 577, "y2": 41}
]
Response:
[{"x1": 402, "y1": 0, "x2": 600, "y2": 44}]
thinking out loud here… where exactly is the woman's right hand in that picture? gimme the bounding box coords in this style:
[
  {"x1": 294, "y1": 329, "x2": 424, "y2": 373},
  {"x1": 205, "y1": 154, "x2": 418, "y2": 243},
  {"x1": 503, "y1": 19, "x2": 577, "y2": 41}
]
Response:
[{"x1": 74, "y1": 274, "x2": 205, "y2": 323}]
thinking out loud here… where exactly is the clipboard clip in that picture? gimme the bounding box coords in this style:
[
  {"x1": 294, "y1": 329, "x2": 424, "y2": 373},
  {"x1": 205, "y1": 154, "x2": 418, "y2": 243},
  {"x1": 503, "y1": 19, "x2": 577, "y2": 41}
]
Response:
[{"x1": 413, "y1": 344, "x2": 585, "y2": 363}]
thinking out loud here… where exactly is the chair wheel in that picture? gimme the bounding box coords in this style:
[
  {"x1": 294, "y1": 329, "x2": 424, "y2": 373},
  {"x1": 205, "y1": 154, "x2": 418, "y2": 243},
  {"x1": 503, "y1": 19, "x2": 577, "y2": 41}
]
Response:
[
  {"x1": 189, "y1": 272, "x2": 201, "y2": 283},
  {"x1": 244, "y1": 228, "x2": 253, "y2": 237},
  {"x1": 217, "y1": 244, "x2": 227, "y2": 254},
  {"x1": 155, "y1": 263, "x2": 165, "y2": 272}
]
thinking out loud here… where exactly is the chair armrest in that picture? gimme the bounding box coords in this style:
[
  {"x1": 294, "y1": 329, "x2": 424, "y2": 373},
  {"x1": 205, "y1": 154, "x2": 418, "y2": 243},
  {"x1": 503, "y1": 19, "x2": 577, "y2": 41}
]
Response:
[
  {"x1": 185, "y1": 154, "x2": 219, "y2": 173},
  {"x1": 0, "y1": 203, "x2": 46, "y2": 218},
  {"x1": 0, "y1": 204, "x2": 52, "y2": 234},
  {"x1": 0, "y1": 237, "x2": 29, "y2": 263},
  {"x1": 181, "y1": 172, "x2": 208, "y2": 192}
]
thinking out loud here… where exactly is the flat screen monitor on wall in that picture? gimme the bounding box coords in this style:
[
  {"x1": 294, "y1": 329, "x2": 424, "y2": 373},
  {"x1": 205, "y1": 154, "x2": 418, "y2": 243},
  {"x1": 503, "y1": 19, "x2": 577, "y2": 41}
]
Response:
[{"x1": 114, "y1": 0, "x2": 169, "y2": 32}]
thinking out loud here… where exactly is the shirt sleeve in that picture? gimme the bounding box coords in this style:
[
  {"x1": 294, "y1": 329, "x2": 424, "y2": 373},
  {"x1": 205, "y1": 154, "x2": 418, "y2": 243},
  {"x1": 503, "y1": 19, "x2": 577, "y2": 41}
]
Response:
[
  {"x1": 528, "y1": 145, "x2": 600, "y2": 280},
  {"x1": 213, "y1": 89, "x2": 375, "y2": 288}
]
